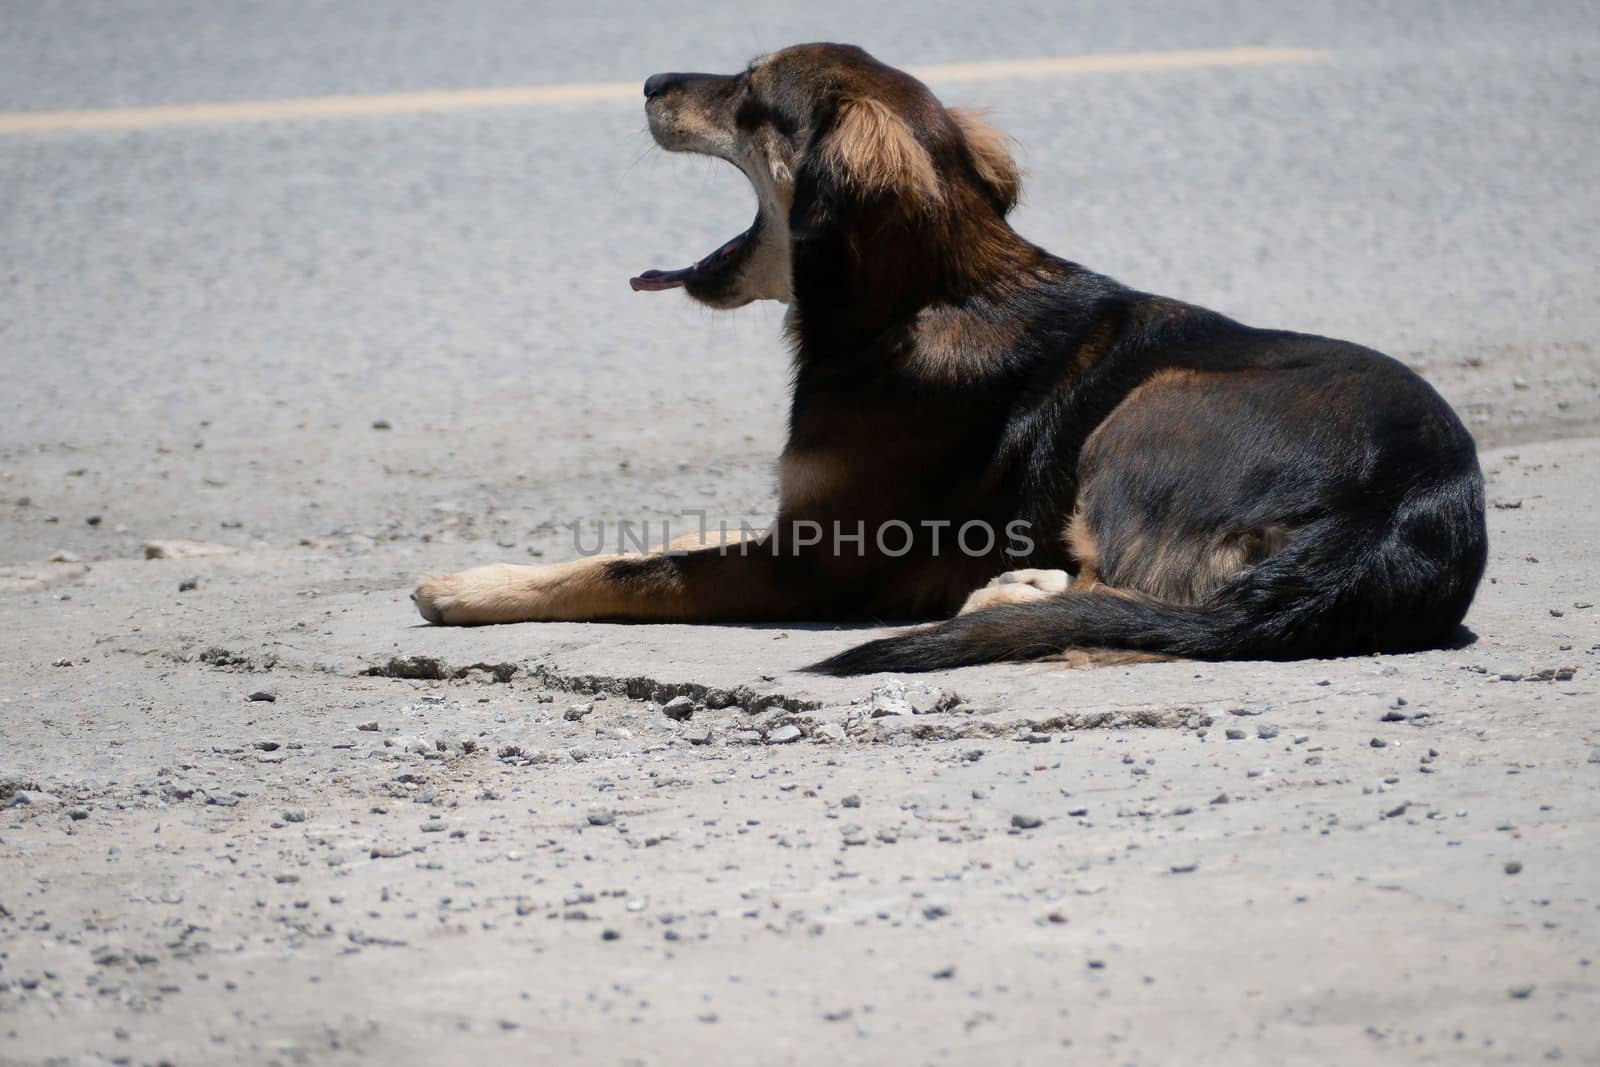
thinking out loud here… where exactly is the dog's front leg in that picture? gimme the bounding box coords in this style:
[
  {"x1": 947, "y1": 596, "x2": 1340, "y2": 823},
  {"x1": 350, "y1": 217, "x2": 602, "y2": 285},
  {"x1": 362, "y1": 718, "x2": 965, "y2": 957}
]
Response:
[{"x1": 412, "y1": 543, "x2": 802, "y2": 625}]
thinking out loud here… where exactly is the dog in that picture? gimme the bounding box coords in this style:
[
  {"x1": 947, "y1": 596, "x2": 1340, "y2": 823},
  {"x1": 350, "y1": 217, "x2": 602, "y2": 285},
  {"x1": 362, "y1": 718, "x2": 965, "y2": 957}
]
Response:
[{"x1": 412, "y1": 42, "x2": 1487, "y2": 675}]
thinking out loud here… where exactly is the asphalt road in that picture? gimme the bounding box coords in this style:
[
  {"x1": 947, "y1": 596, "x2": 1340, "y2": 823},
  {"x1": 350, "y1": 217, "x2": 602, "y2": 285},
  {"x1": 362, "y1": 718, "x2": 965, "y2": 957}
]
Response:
[
  {"x1": 3, "y1": 0, "x2": 1598, "y2": 564},
  {"x1": 2, "y1": 4, "x2": 1598, "y2": 1064}
]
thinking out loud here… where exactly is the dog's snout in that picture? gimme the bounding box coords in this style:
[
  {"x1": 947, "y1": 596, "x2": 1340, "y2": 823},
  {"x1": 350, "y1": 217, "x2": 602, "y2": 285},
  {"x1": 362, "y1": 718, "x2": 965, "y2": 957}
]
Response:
[{"x1": 643, "y1": 73, "x2": 678, "y2": 99}]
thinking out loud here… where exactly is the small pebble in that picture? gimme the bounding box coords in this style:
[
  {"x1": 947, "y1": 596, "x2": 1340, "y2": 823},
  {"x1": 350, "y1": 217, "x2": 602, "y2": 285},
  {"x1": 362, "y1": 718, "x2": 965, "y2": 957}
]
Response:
[
  {"x1": 1011, "y1": 813, "x2": 1044, "y2": 830},
  {"x1": 1504, "y1": 860, "x2": 1523, "y2": 875},
  {"x1": 247, "y1": 690, "x2": 276, "y2": 703}
]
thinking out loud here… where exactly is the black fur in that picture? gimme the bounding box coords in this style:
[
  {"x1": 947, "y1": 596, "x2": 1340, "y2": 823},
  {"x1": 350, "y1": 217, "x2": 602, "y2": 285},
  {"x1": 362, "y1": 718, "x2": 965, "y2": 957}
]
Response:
[{"x1": 651, "y1": 44, "x2": 1488, "y2": 672}]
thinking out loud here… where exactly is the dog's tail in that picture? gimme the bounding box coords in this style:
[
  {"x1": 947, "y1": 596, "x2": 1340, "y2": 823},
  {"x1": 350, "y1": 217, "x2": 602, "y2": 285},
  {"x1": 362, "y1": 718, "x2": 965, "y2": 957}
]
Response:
[{"x1": 807, "y1": 478, "x2": 1487, "y2": 675}]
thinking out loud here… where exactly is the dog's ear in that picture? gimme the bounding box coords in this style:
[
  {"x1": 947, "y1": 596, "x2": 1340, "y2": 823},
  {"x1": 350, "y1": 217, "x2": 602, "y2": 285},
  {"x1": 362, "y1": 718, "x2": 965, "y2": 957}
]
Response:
[
  {"x1": 800, "y1": 96, "x2": 944, "y2": 220},
  {"x1": 948, "y1": 107, "x2": 1022, "y2": 214}
]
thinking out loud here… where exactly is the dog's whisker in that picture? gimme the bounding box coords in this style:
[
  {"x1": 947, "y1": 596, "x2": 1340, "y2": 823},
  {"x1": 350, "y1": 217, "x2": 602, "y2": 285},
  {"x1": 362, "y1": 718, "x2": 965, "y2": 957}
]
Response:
[{"x1": 614, "y1": 142, "x2": 658, "y2": 187}]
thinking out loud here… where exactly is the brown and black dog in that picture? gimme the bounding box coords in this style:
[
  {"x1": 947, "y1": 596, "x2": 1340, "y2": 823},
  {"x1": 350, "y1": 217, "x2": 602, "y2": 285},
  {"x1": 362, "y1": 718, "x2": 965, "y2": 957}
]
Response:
[{"x1": 412, "y1": 43, "x2": 1487, "y2": 674}]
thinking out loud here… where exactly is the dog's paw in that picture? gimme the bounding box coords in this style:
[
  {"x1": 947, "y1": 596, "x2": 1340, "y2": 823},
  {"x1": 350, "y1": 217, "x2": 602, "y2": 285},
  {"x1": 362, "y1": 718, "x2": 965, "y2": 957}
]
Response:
[
  {"x1": 412, "y1": 563, "x2": 560, "y2": 625},
  {"x1": 987, "y1": 568, "x2": 1072, "y2": 594},
  {"x1": 411, "y1": 573, "x2": 460, "y2": 624},
  {"x1": 412, "y1": 567, "x2": 517, "y2": 625},
  {"x1": 958, "y1": 568, "x2": 1072, "y2": 615}
]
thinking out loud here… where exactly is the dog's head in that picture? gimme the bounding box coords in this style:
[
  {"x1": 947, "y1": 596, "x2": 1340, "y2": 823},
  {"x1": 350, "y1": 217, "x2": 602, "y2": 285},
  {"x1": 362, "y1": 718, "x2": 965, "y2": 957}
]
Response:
[{"x1": 631, "y1": 43, "x2": 1021, "y2": 309}]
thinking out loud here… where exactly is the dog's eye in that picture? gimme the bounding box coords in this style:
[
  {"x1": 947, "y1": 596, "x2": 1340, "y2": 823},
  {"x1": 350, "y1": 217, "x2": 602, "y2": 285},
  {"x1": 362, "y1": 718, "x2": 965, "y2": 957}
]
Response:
[{"x1": 735, "y1": 80, "x2": 765, "y2": 130}]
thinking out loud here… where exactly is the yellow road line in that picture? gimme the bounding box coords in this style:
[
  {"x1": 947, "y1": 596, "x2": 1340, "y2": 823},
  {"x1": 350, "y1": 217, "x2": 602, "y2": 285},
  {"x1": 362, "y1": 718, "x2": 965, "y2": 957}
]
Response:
[
  {"x1": 0, "y1": 46, "x2": 1325, "y2": 135},
  {"x1": 913, "y1": 46, "x2": 1324, "y2": 83}
]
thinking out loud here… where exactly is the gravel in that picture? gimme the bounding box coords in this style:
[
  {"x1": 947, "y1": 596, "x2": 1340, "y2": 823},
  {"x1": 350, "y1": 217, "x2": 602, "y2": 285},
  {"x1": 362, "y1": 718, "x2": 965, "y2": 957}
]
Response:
[{"x1": 1, "y1": 13, "x2": 1595, "y2": 1062}]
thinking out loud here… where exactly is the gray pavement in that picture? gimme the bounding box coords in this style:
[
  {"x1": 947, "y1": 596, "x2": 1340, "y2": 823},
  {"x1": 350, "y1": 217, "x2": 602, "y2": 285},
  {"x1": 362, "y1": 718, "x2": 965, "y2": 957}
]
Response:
[
  {"x1": 1, "y1": 3, "x2": 1598, "y2": 1064},
  {"x1": 3, "y1": 3, "x2": 1598, "y2": 565}
]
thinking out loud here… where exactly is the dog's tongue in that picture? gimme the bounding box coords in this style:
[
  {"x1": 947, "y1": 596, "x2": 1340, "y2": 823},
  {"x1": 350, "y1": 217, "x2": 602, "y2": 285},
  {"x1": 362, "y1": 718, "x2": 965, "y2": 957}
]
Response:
[
  {"x1": 629, "y1": 266, "x2": 693, "y2": 292},
  {"x1": 630, "y1": 231, "x2": 749, "y2": 293}
]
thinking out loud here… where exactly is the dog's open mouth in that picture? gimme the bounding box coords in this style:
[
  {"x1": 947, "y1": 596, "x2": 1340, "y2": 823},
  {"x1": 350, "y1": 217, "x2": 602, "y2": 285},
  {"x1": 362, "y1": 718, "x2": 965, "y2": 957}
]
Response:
[{"x1": 629, "y1": 215, "x2": 757, "y2": 293}]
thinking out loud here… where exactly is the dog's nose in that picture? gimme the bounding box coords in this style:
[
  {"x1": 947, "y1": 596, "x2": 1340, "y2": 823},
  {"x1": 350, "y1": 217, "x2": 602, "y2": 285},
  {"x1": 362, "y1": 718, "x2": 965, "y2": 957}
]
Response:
[{"x1": 643, "y1": 73, "x2": 677, "y2": 99}]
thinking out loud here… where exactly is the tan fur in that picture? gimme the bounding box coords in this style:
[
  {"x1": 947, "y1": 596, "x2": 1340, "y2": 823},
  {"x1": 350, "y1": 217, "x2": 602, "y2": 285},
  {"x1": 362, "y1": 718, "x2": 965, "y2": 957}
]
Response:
[
  {"x1": 412, "y1": 557, "x2": 662, "y2": 625},
  {"x1": 778, "y1": 447, "x2": 846, "y2": 513},
  {"x1": 904, "y1": 303, "x2": 1026, "y2": 384},
  {"x1": 663, "y1": 526, "x2": 755, "y2": 552},
  {"x1": 1045, "y1": 647, "x2": 1170, "y2": 669},
  {"x1": 1119, "y1": 365, "x2": 1206, "y2": 403},
  {"x1": 1065, "y1": 510, "x2": 1101, "y2": 586},
  {"x1": 1185, "y1": 525, "x2": 1289, "y2": 598},
  {"x1": 822, "y1": 97, "x2": 943, "y2": 208},
  {"x1": 958, "y1": 568, "x2": 1071, "y2": 615},
  {"x1": 947, "y1": 107, "x2": 1022, "y2": 212},
  {"x1": 1075, "y1": 367, "x2": 1291, "y2": 604},
  {"x1": 1067, "y1": 505, "x2": 1288, "y2": 605},
  {"x1": 959, "y1": 582, "x2": 1050, "y2": 614}
]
